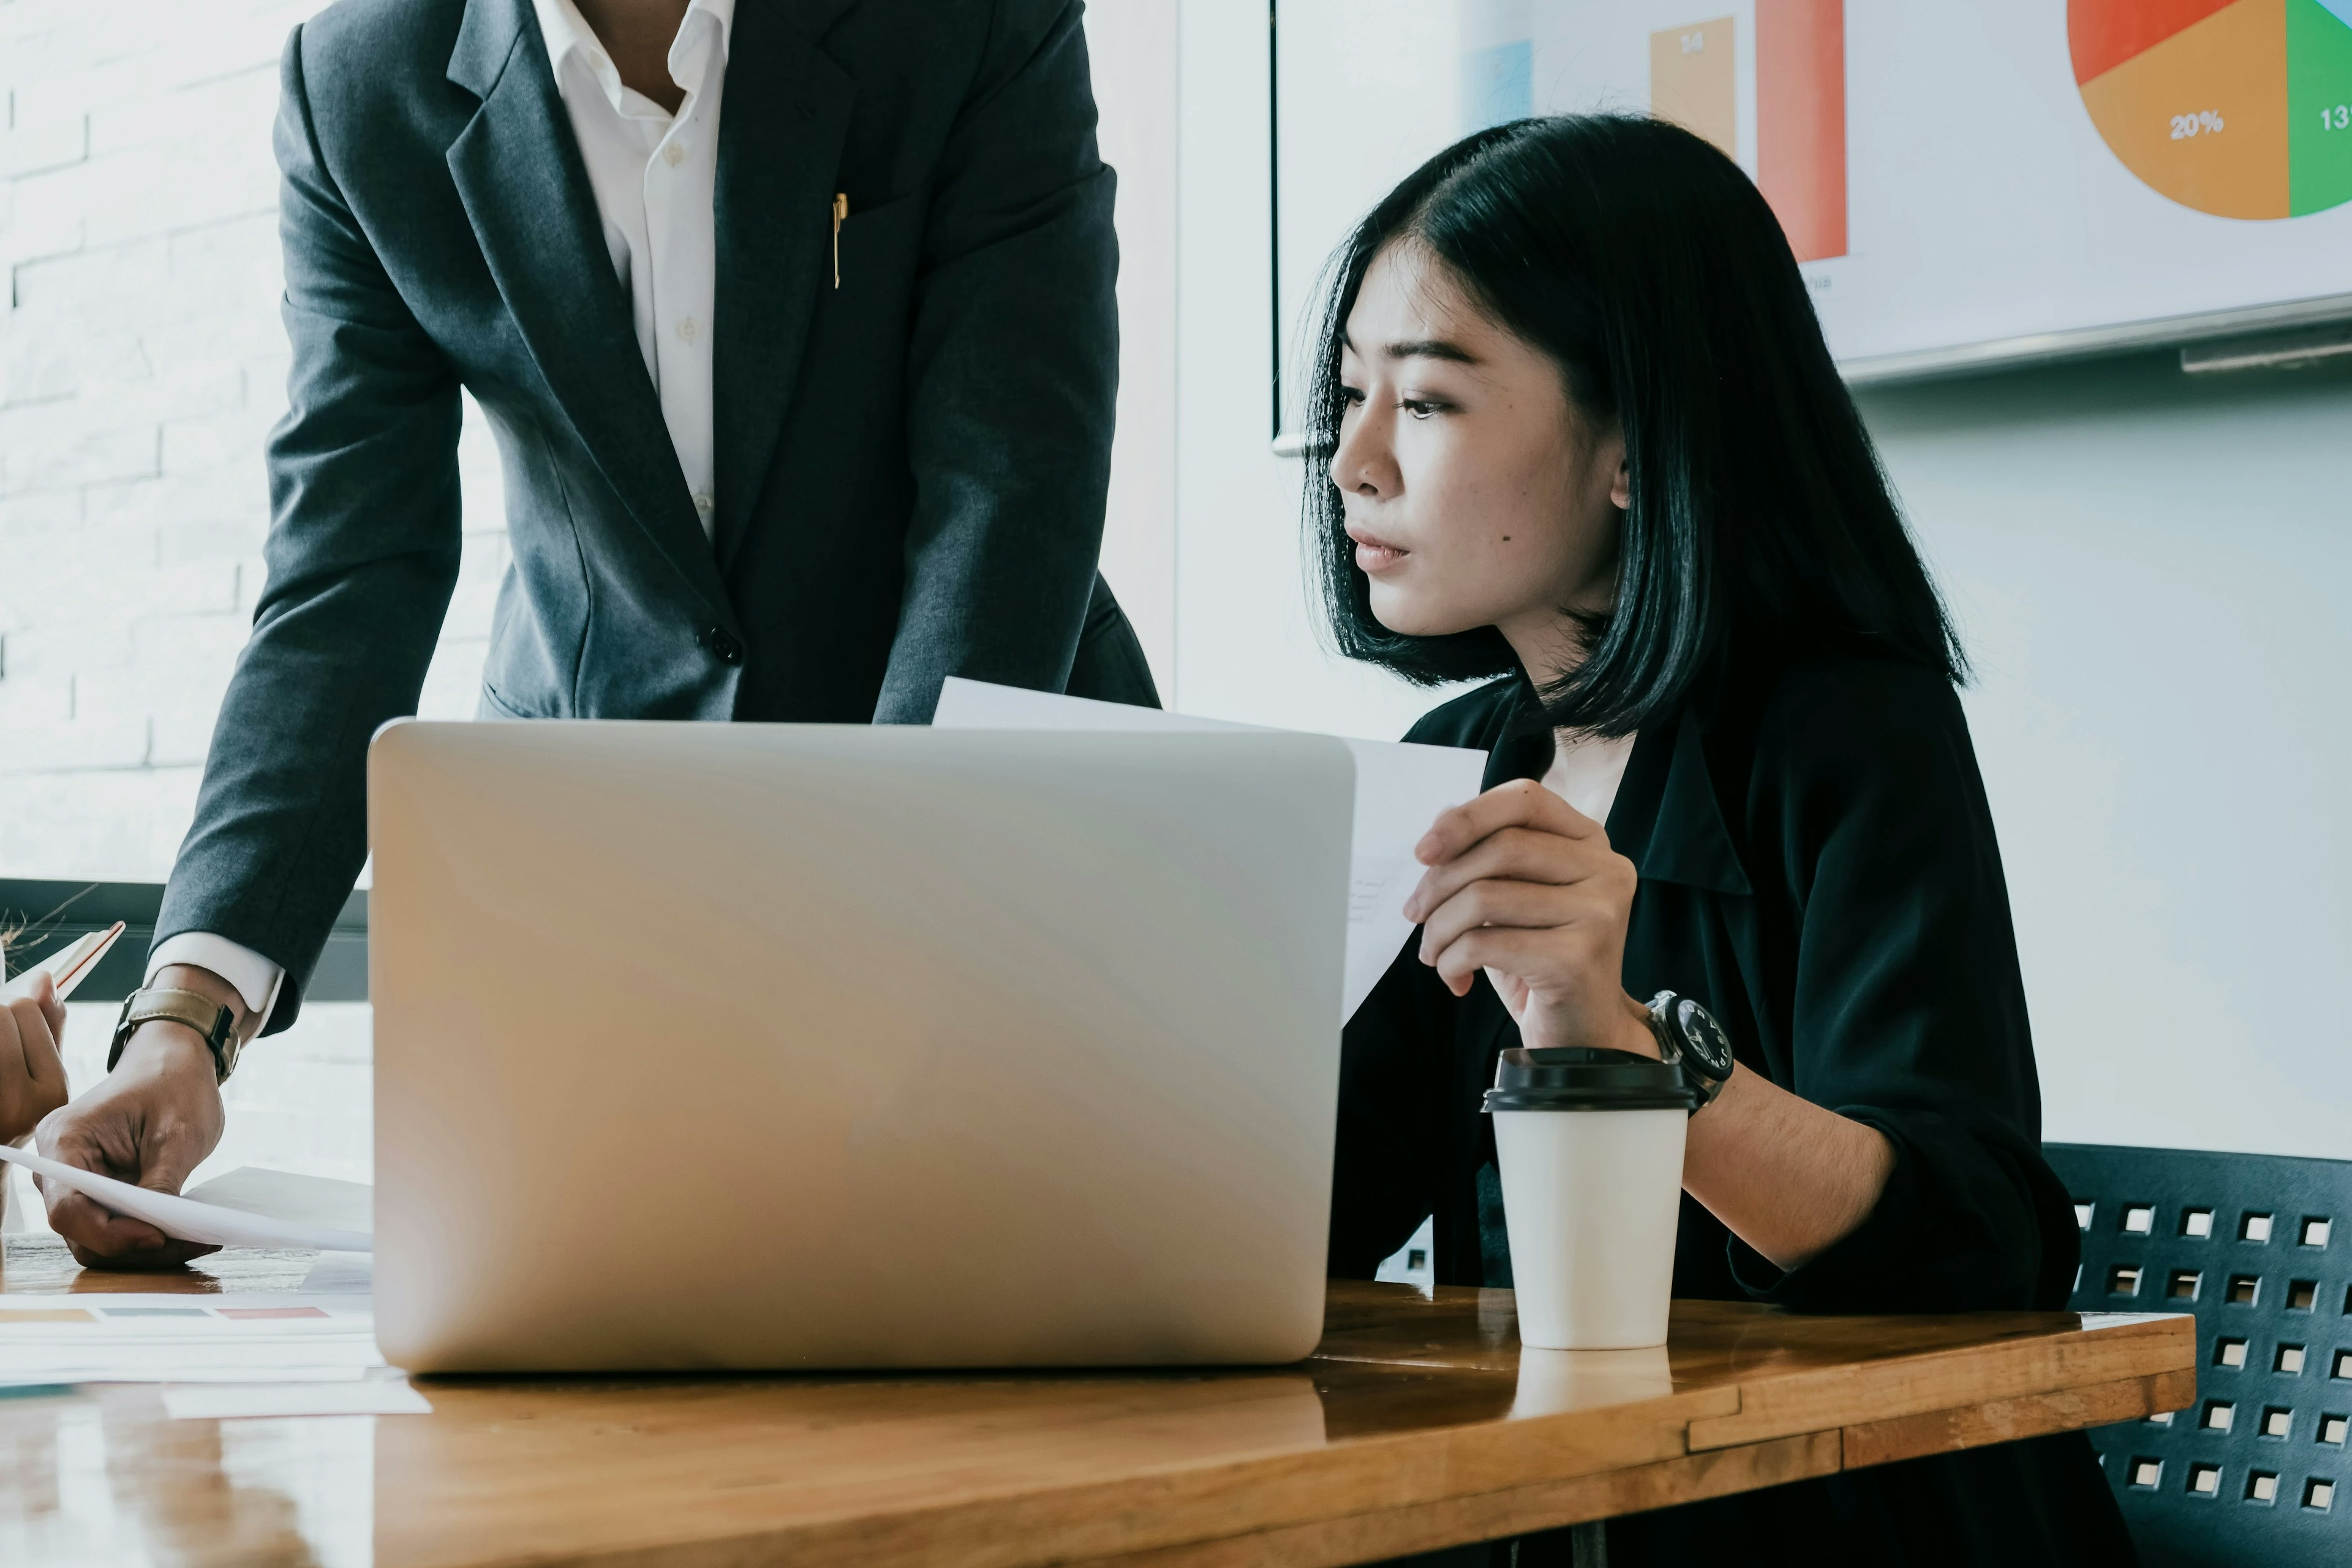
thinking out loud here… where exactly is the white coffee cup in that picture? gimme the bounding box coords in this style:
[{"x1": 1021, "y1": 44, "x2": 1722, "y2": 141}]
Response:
[{"x1": 1483, "y1": 1046, "x2": 1695, "y2": 1350}]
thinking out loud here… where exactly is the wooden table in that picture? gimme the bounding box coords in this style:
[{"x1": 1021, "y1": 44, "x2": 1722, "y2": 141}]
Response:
[{"x1": 0, "y1": 1237, "x2": 2192, "y2": 1568}]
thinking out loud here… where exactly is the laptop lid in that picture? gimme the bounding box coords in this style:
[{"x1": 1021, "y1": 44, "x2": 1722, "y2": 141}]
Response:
[{"x1": 368, "y1": 721, "x2": 1352, "y2": 1371}]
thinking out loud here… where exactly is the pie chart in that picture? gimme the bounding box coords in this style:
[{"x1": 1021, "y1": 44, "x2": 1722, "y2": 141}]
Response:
[{"x1": 2070, "y1": 0, "x2": 2352, "y2": 219}]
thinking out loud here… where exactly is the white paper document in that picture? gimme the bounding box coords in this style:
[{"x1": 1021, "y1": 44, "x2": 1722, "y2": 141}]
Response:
[
  {"x1": 0, "y1": 1291, "x2": 383, "y2": 1389},
  {"x1": 184, "y1": 1166, "x2": 373, "y2": 1237},
  {"x1": 0, "y1": 1147, "x2": 372, "y2": 1253},
  {"x1": 933, "y1": 679, "x2": 1490, "y2": 1019}
]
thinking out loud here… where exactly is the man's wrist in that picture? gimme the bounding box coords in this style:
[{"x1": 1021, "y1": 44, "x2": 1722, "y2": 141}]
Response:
[
  {"x1": 150, "y1": 964, "x2": 257, "y2": 1045},
  {"x1": 113, "y1": 1022, "x2": 224, "y2": 1080},
  {"x1": 110, "y1": 971, "x2": 247, "y2": 1084}
]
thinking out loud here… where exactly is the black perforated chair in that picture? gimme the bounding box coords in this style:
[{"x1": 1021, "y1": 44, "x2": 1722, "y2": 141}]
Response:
[{"x1": 2046, "y1": 1142, "x2": 2352, "y2": 1567}]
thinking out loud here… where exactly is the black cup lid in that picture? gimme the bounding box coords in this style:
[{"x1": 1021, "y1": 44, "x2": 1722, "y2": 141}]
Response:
[{"x1": 1480, "y1": 1046, "x2": 1698, "y2": 1112}]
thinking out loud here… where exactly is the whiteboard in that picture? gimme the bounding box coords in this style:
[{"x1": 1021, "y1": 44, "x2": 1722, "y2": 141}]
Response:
[{"x1": 1273, "y1": 0, "x2": 2352, "y2": 432}]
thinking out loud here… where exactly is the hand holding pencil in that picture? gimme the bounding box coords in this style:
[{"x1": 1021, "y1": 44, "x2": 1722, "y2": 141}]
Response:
[{"x1": 1, "y1": 922, "x2": 123, "y2": 1144}]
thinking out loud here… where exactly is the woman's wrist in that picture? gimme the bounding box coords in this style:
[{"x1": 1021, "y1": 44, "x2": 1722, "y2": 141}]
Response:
[{"x1": 1611, "y1": 991, "x2": 1663, "y2": 1059}]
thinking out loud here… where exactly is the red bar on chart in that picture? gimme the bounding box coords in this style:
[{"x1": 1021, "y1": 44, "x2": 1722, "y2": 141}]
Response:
[{"x1": 1755, "y1": 0, "x2": 1848, "y2": 262}]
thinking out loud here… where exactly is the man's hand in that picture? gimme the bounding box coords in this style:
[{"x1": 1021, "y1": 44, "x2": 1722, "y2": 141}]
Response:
[
  {"x1": 1, "y1": 970, "x2": 70, "y2": 1145},
  {"x1": 34, "y1": 963, "x2": 241, "y2": 1269}
]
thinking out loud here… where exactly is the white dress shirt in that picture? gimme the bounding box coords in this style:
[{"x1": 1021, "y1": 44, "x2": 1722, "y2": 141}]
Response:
[
  {"x1": 531, "y1": 0, "x2": 731, "y2": 533},
  {"x1": 149, "y1": 0, "x2": 735, "y2": 1029}
]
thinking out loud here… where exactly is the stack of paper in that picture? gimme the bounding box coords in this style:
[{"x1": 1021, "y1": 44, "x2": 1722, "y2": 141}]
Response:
[
  {"x1": 0, "y1": 1291, "x2": 382, "y2": 1388},
  {"x1": 933, "y1": 679, "x2": 1490, "y2": 1020}
]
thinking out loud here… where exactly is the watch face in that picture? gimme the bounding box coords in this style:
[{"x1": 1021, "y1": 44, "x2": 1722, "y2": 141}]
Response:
[{"x1": 1673, "y1": 999, "x2": 1736, "y2": 1080}]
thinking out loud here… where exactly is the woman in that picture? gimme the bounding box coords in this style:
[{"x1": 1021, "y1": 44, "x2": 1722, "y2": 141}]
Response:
[{"x1": 1317, "y1": 117, "x2": 2133, "y2": 1565}]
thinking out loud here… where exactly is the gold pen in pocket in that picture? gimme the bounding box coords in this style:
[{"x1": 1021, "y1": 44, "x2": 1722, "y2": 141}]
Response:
[{"x1": 832, "y1": 192, "x2": 848, "y2": 288}]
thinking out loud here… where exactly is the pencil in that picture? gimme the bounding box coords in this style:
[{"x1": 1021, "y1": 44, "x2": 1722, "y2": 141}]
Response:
[{"x1": 14, "y1": 921, "x2": 127, "y2": 1001}]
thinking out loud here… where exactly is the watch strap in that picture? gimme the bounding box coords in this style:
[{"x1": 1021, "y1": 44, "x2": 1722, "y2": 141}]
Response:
[{"x1": 109, "y1": 987, "x2": 241, "y2": 1084}]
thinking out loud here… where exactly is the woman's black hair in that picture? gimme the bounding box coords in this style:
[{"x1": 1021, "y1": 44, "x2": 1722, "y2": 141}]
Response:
[{"x1": 1306, "y1": 114, "x2": 1964, "y2": 734}]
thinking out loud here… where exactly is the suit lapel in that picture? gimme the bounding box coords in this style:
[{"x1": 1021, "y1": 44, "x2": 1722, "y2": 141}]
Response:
[
  {"x1": 710, "y1": 0, "x2": 858, "y2": 567},
  {"x1": 445, "y1": 0, "x2": 729, "y2": 619}
]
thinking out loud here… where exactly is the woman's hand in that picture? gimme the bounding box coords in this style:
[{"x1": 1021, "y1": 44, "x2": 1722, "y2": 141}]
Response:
[
  {"x1": 1407, "y1": 779, "x2": 1896, "y2": 1270},
  {"x1": 1403, "y1": 778, "x2": 1657, "y2": 1056},
  {"x1": 1, "y1": 970, "x2": 71, "y2": 1145}
]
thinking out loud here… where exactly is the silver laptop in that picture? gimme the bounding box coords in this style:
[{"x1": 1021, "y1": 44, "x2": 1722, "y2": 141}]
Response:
[{"x1": 367, "y1": 720, "x2": 1353, "y2": 1372}]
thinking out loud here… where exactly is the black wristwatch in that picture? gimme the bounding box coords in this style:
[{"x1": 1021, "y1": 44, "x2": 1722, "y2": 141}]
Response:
[
  {"x1": 1642, "y1": 990, "x2": 1735, "y2": 1112},
  {"x1": 109, "y1": 987, "x2": 243, "y2": 1084}
]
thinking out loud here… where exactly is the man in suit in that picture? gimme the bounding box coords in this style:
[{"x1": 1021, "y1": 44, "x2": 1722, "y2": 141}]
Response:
[{"x1": 36, "y1": 0, "x2": 1156, "y2": 1264}]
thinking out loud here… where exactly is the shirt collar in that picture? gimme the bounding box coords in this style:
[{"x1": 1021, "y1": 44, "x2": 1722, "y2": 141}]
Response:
[{"x1": 530, "y1": 0, "x2": 736, "y2": 115}]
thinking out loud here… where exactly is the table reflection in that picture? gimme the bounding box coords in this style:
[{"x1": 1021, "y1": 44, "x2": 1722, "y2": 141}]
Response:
[{"x1": 0, "y1": 1389, "x2": 370, "y2": 1568}]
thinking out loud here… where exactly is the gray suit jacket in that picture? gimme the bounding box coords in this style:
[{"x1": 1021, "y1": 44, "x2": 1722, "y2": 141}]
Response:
[{"x1": 158, "y1": 0, "x2": 1159, "y2": 1032}]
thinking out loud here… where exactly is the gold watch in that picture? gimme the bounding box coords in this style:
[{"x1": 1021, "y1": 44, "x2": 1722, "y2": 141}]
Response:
[{"x1": 108, "y1": 987, "x2": 242, "y2": 1084}]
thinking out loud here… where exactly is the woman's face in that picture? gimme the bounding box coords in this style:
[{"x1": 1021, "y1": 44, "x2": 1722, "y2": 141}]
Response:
[{"x1": 1330, "y1": 241, "x2": 1629, "y2": 677}]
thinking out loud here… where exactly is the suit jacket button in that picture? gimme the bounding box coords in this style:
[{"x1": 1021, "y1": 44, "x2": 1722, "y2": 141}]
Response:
[{"x1": 704, "y1": 627, "x2": 744, "y2": 665}]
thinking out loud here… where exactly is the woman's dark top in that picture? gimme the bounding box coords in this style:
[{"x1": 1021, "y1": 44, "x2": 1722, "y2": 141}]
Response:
[{"x1": 1335, "y1": 655, "x2": 2137, "y2": 1567}]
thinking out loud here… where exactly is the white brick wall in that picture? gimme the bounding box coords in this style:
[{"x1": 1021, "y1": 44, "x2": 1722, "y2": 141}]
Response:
[{"x1": 0, "y1": 0, "x2": 506, "y2": 881}]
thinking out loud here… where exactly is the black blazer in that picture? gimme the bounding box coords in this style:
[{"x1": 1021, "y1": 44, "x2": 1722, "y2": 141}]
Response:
[
  {"x1": 157, "y1": 0, "x2": 1157, "y2": 1031},
  {"x1": 1336, "y1": 656, "x2": 2135, "y2": 1566}
]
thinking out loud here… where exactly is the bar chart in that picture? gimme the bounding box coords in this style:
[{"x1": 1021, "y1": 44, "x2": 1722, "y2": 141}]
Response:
[{"x1": 1648, "y1": 2, "x2": 1848, "y2": 261}]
